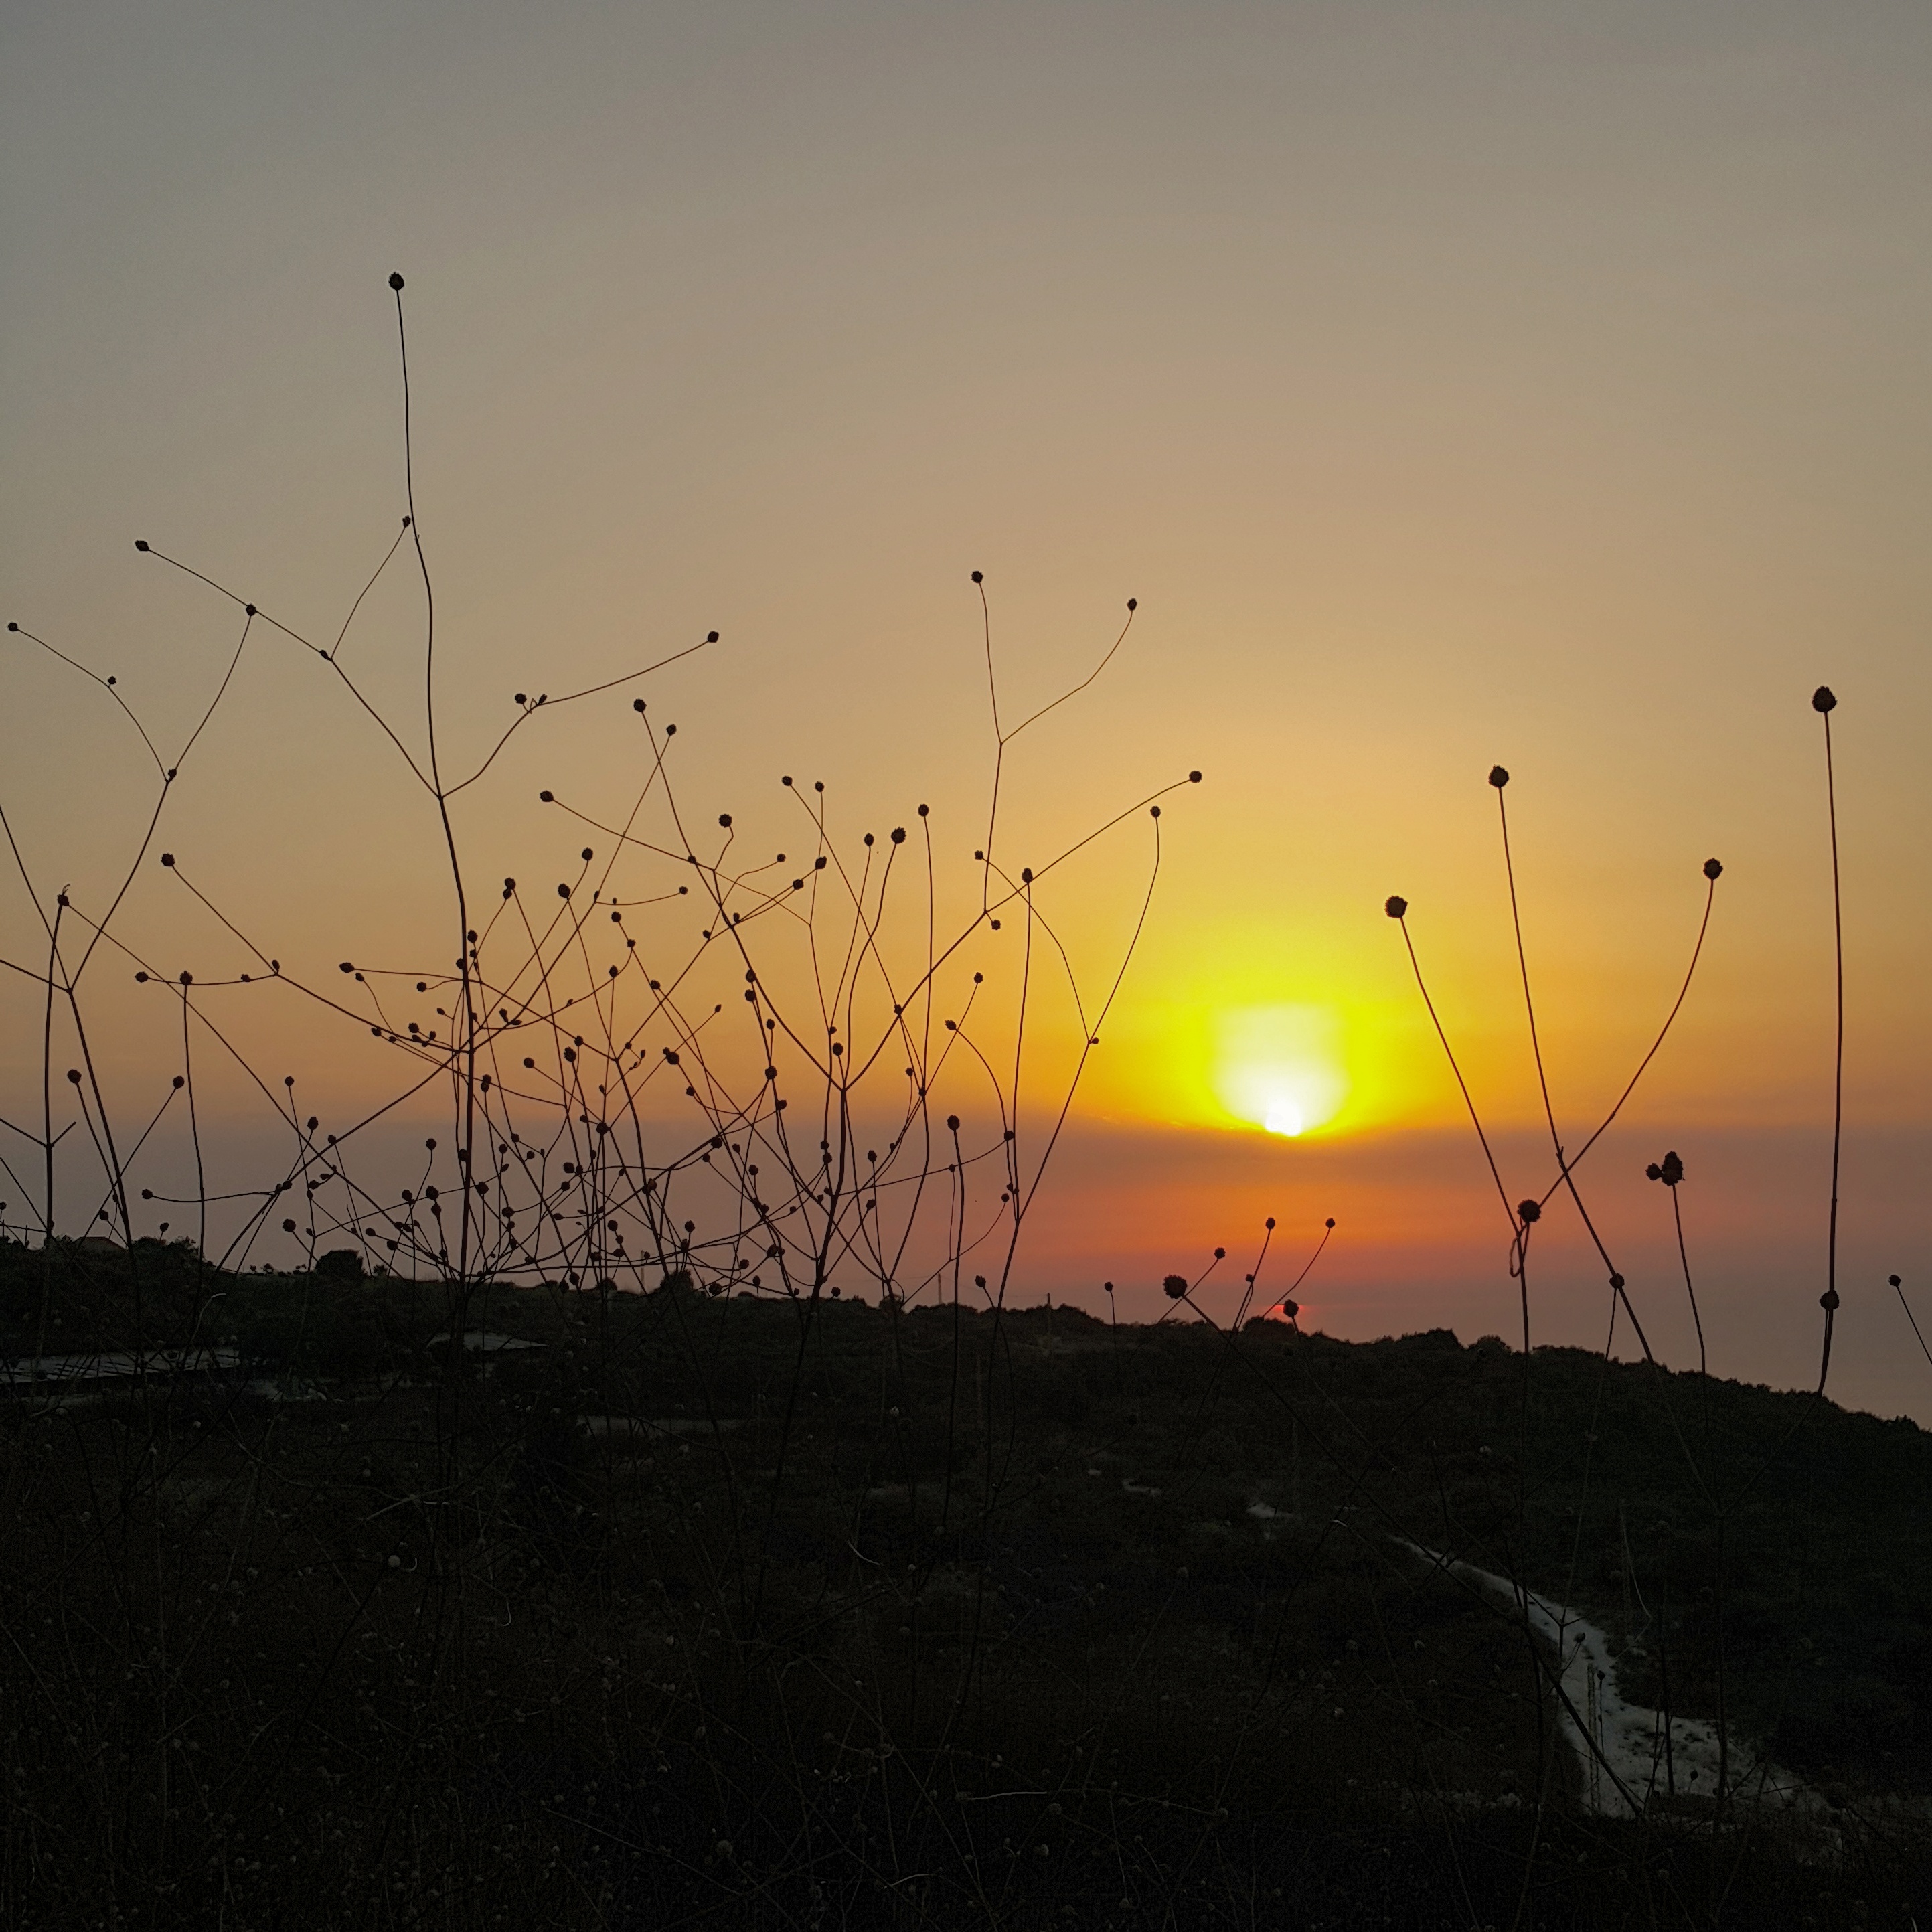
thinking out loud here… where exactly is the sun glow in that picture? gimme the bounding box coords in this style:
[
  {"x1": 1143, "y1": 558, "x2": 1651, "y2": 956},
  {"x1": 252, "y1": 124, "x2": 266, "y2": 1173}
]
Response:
[{"x1": 1214, "y1": 1005, "x2": 1348, "y2": 1139}]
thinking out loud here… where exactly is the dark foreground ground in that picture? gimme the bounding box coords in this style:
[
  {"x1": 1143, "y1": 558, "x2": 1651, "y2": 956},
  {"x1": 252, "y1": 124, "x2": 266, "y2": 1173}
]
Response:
[{"x1": 4, "y1": 1239, "x2": 1928, "y2": 1929}]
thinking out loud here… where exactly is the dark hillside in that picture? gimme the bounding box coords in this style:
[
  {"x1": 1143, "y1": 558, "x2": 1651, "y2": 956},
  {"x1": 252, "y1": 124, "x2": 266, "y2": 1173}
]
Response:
[{"x1": 4, "y1": 1239, "x2": 1927, "y2": 1929}]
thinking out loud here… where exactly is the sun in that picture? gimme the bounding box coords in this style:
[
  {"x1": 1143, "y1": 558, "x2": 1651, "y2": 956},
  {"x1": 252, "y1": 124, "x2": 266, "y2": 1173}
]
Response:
[{"x1": 1213, "y1": 1005, "x2": 1348, "y2": 1139}]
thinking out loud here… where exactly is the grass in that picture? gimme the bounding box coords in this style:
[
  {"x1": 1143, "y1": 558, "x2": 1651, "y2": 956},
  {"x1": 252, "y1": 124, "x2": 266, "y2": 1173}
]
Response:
[{"x1": 5, "y1": 1246, "x2": 1929, "y2": 1928}]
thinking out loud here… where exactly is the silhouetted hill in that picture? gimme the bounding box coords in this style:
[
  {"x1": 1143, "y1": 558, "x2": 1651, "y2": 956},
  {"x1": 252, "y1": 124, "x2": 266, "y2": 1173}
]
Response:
[{"x1": 5, "y1": 1238, "x2": 1927, "y2": 1927}]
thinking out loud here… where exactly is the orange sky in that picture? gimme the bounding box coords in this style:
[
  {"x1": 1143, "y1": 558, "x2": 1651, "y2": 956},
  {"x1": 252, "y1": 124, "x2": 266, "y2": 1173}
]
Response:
[{"x1": 3, "y1": 3, "x2": 1929, "y2": 1417}]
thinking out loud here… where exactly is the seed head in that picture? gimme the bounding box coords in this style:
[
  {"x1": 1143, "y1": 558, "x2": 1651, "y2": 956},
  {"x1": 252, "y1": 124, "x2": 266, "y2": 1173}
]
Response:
[
  {"x1": 1704, "y1": 858, "x2": 1723, "y2": 880},
  {"x1": 1384, "y1": 894, "x2": 1408, "y2": 919},
  {"x1": 1811, "y1": 686, "x2": 1837, "y2": 714},
  {"x1": 1517, "y1": 1198, "x2": 1541, "y2": 1224},
  {"x1": 388, "y1": 272, "x2": 404, "y2": 290},
  {"x1": 1162, "y1": 1273, "x2": 1188, "y2": 1299}
]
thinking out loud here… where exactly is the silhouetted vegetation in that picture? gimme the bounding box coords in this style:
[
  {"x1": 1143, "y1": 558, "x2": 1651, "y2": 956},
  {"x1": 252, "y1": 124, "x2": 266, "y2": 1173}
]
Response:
[
  {"x1": 5, "y1": 279, "x2": 1922, "y2": 1930},
  {"x1": 5, "y1": 1242, "x2": 1929, "y2": 1927}
]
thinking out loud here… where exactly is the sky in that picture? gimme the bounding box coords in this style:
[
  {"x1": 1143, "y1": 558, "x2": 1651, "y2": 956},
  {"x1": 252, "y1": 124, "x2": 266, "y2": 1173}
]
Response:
[{"x1": 4, "y1": 2, "x2": 1929, "y2": 1417}]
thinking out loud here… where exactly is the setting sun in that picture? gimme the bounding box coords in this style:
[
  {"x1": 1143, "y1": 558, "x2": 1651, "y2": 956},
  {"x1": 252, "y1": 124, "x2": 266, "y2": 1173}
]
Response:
[{"x1": 1213, "y1": 1003, "x2": 1348, "y2": 1139}]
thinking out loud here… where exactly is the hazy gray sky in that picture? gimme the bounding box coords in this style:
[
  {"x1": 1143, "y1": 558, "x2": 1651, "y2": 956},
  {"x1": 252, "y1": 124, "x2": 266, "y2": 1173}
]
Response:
[{"x1": 5, "y1": 3, "x2": 1929, "y2": 1410}]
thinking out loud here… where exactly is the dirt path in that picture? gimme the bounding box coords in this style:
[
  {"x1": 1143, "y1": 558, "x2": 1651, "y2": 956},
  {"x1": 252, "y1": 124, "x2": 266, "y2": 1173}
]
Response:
[{"x1": 1402, "y1": 1542, "x2": 1817, "y2": 1818}]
